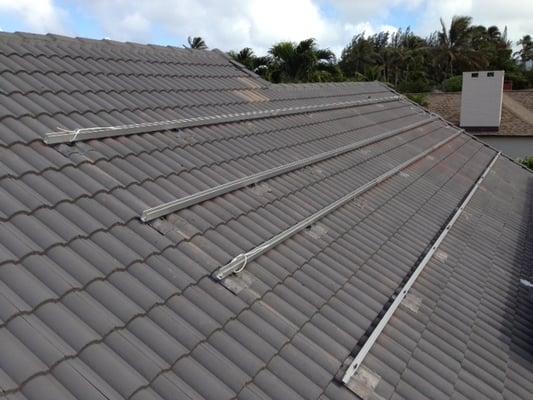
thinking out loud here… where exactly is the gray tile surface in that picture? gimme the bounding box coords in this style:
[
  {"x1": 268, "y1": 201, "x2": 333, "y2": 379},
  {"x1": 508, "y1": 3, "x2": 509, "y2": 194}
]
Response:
[
  {"x1": 0, "y1": 32, "x2": 531, "y2": 400},
  {"x1": 359, "y1": 156, "x2": 533, "y2": 400}
]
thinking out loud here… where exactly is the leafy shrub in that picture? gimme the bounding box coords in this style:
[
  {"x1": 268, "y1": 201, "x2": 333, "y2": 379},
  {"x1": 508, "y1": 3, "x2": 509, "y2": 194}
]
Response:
[
  {"x1": 518, "y1": 157, "x2": 533, "y2": 169},
  {"x1": 505, "y1": 71, "x2": 529, "y2": 90},
  {"x1": 525, "y1": 70, "x2": 533, "y2": 88},
  {"x1": 406, "y1": 93, "x2": 429, "y2": 107},
  {"x1": 442, "y1": 75, "x2": 462, "y2": 92},
  {"x1": 396, "y1": 78, "x2": 431, "y2": 93},
  {"x1": 506, "y1": 72, "x2": 528, "y2": 89}
]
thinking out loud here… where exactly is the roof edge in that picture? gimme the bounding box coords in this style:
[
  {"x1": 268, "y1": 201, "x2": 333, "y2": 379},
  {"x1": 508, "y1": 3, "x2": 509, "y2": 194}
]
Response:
[
  {"x1": 0, "y1": 30, "x2": 223, "y2": 58},
  {"x1": 375, "y1": 81, "x2": 533, "y2": 173}
]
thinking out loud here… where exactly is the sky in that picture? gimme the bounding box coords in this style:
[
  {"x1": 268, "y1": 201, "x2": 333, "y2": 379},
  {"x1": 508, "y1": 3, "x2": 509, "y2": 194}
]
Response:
[{"x1": 0, "y1": 0, "x2": 531, "y2": 56}]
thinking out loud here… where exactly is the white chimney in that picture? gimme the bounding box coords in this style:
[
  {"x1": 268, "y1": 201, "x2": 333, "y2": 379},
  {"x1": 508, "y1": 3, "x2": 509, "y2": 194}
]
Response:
[{"x1": 460, "y1": 70, "x2": 504, "y2": 131}]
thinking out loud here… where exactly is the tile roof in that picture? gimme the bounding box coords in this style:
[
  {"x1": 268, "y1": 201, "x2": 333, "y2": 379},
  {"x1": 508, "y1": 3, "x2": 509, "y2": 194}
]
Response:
[
  {"x1": 0, "y1": 31, "x2": 531, "y2": 400},
  {"x1": 425, "y1": 91, "x2": 533, "y2": 136}
]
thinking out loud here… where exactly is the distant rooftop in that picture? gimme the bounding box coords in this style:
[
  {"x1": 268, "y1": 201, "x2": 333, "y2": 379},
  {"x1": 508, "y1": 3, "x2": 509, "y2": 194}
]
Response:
[{"x1": 426, "y1": 90, "x2": 533, "y2": 136}]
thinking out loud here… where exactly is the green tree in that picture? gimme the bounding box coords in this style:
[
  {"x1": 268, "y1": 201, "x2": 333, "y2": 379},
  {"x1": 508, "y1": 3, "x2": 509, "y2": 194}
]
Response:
[
  {"x1": 339, "y1": 33, "x2": 379, "y2": 79},
  {"x1": 516, "y1": 35, "x2": 533, "y2": 67},
  {"x1": 470, "y1": 25, "x2": 513, "y2": 70},
  {"x1": 388, "y1": 28, "x2": 429, "y2": 88},
  {"x1": 340, "y1": 28, "x2": 430, "y2": 90},
  {"x1": 432, "y1": 16, "x2": 487, "y2": 78},
  {"x1": 226, "y1": 16, "x2": 528, "y2": 89},
  {"x1": 228, "y1": 47, "x2": 255, "y2": 68},
  {"x1": 267, "y1": 38, "x2": 339, "y2": 83},
  {"x1": 228, "y1": 47, "x2": 270, "y2": 75},
  {"x1": 186, "y1": 36, "x2": 207, "y2": 50}
]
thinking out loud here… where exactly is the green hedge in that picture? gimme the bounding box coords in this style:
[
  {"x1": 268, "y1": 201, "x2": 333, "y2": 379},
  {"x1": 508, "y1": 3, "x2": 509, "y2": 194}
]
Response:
[
  {"x1": 519, "y1": 157, "x2": 533, "y2": 169},
  {"x1": 406, "y1": 93, "x2": 429, "y2": 107},
  {"x1": 442, "y1": 75, "x2": 462, "y2": 92},
  {"x1": 505, "y1": 71, "x2": 529, "y2": 90}
]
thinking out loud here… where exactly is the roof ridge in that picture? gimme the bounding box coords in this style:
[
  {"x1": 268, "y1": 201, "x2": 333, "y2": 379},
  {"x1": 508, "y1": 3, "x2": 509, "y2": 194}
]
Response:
[
  {"x1": 0, "y1": 30, "x2": 222, "y2": 58},
  {"x1": 211, "y1": 48, "x2": 270, "y2": 85}
]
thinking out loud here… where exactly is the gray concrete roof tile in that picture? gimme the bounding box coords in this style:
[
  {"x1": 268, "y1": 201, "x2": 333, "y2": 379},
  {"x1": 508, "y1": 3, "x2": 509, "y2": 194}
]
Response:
[{"x1": 0, "y1": 31, "x2": 531, "y2": 400}]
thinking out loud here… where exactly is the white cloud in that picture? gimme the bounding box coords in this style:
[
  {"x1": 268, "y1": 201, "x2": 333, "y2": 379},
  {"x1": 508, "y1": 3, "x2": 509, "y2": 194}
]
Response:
[
  {"x1": 417, "y1": 0, "x2": 532, "y2": 47},
  {"x1": 118, "y1": 12, "x2": 151, "y2": 41},
  {"x1": 0, "y1": 0, "x2": 66, "y2": 33},
  {"x1": 76, "y1": 0, "x2": 339, "y2": 54},
  {"x1": 343, "y1": 22, "x2": 398, "y2": 37},
  {"x1": 330, "y1": 0, "x2": 532, "y2": 50},
  {"x1": 71, "y1": 0, "x2": 407, "y2": 56},
  {"x1": 1, "y1": 0, "x2": 531, "y2": 56},
  {"x1": 327, "y1": 0, "x2": 423, "y2": 21}
]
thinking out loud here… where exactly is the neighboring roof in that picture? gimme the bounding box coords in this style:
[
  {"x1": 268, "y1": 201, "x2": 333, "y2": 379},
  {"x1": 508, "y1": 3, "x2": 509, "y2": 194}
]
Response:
[
  {"x1": 426, "y1": 91, "x2": 533, "y2": 136},
  {"x1": 0, "y1": 31, "x2": 531, "y2": 400}
]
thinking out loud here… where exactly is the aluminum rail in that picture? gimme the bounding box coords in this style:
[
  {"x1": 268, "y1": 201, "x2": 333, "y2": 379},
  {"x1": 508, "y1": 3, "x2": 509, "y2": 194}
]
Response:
[
  {"x1": 140, "y1": 116, "x2": 438, "y2": 222},
  {"x1": 43, "y1": 95, "x2": 401, "y2": 144},
  {"x1": 213, "y1": 131, "x2": 461, "y2": 281},
  {"x1": 341, "y1": 151, "x2": 501, "y2": 385}
]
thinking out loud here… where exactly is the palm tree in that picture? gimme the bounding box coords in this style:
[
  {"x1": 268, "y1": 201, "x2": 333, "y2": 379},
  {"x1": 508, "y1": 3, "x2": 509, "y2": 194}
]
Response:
[
  {"x1": 468, "y1": 25, "x2": 512, "y2": 70},
  {"x1": 268, "y1": 38, "x2": 336, "y2": 82},
  {"x1": 220, "y1": 17, "x2": 524, "y2": 89},
  {"x1": 384, "y1": 28, "x2": 427, "y2": 86},
  {"x1": 228, "y1": 47, "x2": 271, "y2": 75},
  {"x1": 486, "y1": 26, "x2": 502, "y2": 42},
  {"x1": 363, "y1": 65, "x2": 384, "y2": 81},
  {"x1": 339, "y1": 33, "x2": 379, "y2": 78},
  {"x1": 516, "y1": 35, "x2": 533, "y2": 67},
  {"x1": 186, "y1": 36, "x2": 207, "y2": 50},
  {"x1": 435, "y1": 15, "x2": 486, "y2": 76},
  {"x1": 229, "y1": 47, "x2": 255, "y2": 66}
]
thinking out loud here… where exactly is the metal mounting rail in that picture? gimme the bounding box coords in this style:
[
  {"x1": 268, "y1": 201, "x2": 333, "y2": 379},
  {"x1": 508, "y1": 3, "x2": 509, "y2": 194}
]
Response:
[
  {"x1": 43, "y1": 95, "x2": 401, "y2": 144},
  {"x1": 341, "y1": 151, "x2": 501, "y2": 386},
  {"x1": 140, "y1": 116, "x2": 438, "y2": 222},
  {"x1": 213, "y1": 131, "x2": 461, "y2": 281}
]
